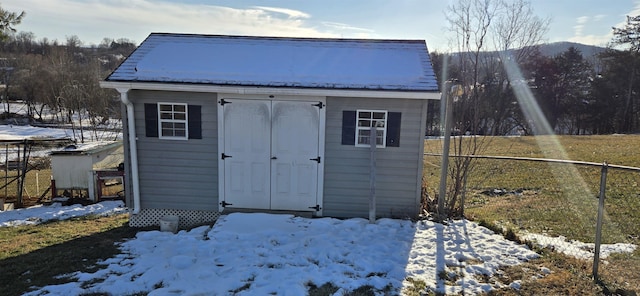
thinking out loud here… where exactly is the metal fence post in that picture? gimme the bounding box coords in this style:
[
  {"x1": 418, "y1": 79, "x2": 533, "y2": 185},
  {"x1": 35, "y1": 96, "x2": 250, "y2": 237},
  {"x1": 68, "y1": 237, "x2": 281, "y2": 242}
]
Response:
[{"x1": 593, "y1": 162, "x2": 608, "y2": 280}]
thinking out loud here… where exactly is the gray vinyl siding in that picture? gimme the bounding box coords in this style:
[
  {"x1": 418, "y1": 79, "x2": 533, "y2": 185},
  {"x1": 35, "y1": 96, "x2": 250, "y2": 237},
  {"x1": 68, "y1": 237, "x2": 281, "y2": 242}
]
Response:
[
  {"x1": 129, "y1": 90, "x2": 218, "y2": 211},
  {"x1": 323, "y1": 97, "x2": 426, "y2": 218}
]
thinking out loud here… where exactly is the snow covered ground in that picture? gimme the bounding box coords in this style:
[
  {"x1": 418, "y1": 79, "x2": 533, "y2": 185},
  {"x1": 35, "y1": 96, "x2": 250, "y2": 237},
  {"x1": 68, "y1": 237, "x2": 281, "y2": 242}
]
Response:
[
  {"x1": 0, "y1": 124, "x2": 73, "y2": 141},
  {"x1": 0, "y1": 200, "x2": 126, "y2": 227},
  {"x1": 22, "y1": 212, "x2": 540, "y2": 295},
  {"x1": 0, "y1": 124, "x2": 122, "y2": 160},
  {"x1": 1, "y1": 202, "x2": 636, "y2": 295}
]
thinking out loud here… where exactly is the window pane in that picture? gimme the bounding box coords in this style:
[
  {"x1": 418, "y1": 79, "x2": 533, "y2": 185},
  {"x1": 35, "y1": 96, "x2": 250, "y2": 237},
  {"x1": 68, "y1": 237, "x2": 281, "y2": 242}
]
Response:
[
  {"x1": 175, "y1": 122, "x2": 186, "y2": 129},
  {"x1": 174, "y1": 129, "x2": 186, "y2": 137},
  {"x1": 374, "y1": 120, "x2": 385, "y2": 128},
  {"x1": 159, "y1": 105, "x2": 172, "y2": 111},
  {"x1": 358, "y1": 120, "x2": 371, "y2": 127},
  {"x1": 160, "y1": 112, "x2": 172, "y2": 119},
  {"x1": 357, "y1": 129, "x2": 370, "y2": 145},
  {"x1": 161, "y1": 128, "x2": 173, "y2": 137},
  {"x1": 161, "y1": 122, "x2": 173, "y2": 129},
  {"x1": 174, "y1": 105, "x2": 186, "y2": 112},
  {"x1": 174, "y1": 113, "x2": 186, "y2": 120},
  {"x1": 373, "y1": 112, "x2": 385, "y2": 119},
  {"x1": 376, "y1": 136, "x2": 384, "y2": 145},
  {"x1": 358, "y1": 112, "x2": 372, "y2": 119}
]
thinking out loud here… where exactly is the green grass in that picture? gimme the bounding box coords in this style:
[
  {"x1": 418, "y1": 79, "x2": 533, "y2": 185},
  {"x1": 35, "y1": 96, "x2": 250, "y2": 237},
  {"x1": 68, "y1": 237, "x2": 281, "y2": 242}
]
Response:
[{"x1": 424, "y1": 135, "x2": 640, "y2": 293}]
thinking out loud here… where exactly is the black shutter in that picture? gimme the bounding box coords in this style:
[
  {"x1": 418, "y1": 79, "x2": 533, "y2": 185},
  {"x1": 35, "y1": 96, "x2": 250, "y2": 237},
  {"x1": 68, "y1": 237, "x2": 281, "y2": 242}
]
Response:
[
  {"x1": 386, "y1": 112, "x2": 401, "y2": 147},
  {"x1": 144, "y1": 103, "x2": 158, "y2": 138},
  {"x1": 341, "y1": 110, "x2": 356, "y2": 145},
  {"x1": 188, "y1": 105, "x2": 202, "y2": 139}
]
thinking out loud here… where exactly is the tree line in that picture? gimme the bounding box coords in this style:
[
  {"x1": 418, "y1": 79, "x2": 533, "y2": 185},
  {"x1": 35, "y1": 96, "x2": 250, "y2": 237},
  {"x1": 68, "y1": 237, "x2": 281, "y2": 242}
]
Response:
[
  {"x1": 0, "y1": 5, "x2": 135, "y2": 142},
  {"x1": 429, "y1": 3, "x2": 640, "y2": 136},
  {"x1": 0, "y1": 33, "x2": 135, "y2": 127}
]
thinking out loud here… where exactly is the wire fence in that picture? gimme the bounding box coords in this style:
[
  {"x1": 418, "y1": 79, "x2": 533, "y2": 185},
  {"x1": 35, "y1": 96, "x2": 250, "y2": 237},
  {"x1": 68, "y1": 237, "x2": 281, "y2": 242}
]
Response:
[{"x1": 423, "y1": 152, "x2": 640, "y2": 290}]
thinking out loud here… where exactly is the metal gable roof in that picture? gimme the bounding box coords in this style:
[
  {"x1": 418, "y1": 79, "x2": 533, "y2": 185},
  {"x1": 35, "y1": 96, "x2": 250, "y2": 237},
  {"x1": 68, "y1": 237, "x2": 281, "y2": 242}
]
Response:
[{"x1": 106, "y1": 33, "x2": 439, "y2": 92}]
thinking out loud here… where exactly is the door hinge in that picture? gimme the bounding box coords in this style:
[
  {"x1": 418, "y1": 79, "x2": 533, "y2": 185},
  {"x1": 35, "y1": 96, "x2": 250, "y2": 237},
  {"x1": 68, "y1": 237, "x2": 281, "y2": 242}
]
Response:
[
  {"x1": 309, "y1": 204, "x2": 321, "y2": 211},
  {"x1": 312, "y1": 102, "x2": 324, "y2": 109},
  {"x1": 310, "y1": 156, "x2": 321, "y2": 163},
  {"x1": 219, "y1": 99, "x2": 231, "y2": 106},
  {"x1": 220, "y1": 201, "x2": 233, "y2": 207},
  {"x1": 221, "y1": 153, "x2": 232, "y2": 159}
]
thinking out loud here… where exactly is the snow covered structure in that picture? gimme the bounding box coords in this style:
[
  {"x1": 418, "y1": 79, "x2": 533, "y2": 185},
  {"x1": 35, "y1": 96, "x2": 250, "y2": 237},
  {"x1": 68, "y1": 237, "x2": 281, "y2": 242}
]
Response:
[
  {"x1": 50, "y1": 141, "x2": 123, "y2": 201},
  {"x1": 101, "y1": 33, "x2": 440, "y2": 227}
]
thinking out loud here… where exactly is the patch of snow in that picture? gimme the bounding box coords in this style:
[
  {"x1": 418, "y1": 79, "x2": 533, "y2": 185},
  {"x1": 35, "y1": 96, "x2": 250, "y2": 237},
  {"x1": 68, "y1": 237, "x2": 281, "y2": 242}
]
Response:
[
  {"x1": 522, "y1": 232, "x2": 637, "y2": 260},
  {"x1": 0, "y1": 124, "x2": 122, "y2": 165},
  {"x1": 509, "y1": 280, "x2": 522, "y2": 290},
  {"x1": 0, "y1": 125, "x2": 72, "y2": 141},
  {"x1": 539, "y1": 266, "x2": 552, "y2": 275},
  {"x1": 0, "y1": 201, "x2": 126, "y2": 227}
]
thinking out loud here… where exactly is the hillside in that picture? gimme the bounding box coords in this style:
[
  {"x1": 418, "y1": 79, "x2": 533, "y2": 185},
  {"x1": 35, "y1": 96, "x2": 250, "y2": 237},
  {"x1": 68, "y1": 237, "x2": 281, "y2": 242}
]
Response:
[{"x1": 534, "y1": 41, "x2": 608, "y2": 59}]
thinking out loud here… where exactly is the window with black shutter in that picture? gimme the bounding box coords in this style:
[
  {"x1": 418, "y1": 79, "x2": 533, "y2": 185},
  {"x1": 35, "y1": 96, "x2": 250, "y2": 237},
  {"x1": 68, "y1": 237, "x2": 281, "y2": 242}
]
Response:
[
  {"x1": 144, "y1": 103, "x2": 202, "y2": 140},
  {"x1": 341, "y1": 109, "x2": 401, "y2": 148}
]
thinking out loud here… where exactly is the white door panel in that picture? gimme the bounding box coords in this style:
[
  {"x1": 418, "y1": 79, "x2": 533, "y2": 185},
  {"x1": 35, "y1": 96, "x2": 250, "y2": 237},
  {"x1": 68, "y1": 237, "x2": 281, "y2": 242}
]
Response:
[
  {"x1": 271, "y1": 101, "x2": 319, "y2": 211},
  {"x1": 223, "y1": 99, "x2": 271, "y2": 209}
]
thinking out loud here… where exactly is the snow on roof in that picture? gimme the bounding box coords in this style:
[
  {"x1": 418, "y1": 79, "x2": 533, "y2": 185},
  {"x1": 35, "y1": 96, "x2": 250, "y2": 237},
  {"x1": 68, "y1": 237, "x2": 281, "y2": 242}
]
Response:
[
  {"x1": 50, "y1": 141, "x2": 122, "y2": 155},
  {"x1": 106, "y1": 33, "x2": 439, "y2": 92}
]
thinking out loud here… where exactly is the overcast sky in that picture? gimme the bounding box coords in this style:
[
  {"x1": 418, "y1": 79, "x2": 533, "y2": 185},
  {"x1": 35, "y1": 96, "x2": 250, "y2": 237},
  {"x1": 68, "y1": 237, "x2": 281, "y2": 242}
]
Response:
[{"x1": 2, "y1": 0, "x2": 640, "y2": 51}]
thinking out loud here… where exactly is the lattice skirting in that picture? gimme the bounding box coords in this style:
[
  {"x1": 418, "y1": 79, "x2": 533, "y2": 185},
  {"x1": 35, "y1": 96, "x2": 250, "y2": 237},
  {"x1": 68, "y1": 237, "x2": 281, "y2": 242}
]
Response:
[{"x1": 129, "y1": 208, "x2": 221, "y2": 229}]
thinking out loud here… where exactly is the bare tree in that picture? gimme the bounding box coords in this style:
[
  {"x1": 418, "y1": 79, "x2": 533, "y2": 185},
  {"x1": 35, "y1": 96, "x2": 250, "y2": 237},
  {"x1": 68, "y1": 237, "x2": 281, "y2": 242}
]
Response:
[
  {"x1": 493, "y1": 0, "x2": 549, "y2": 62},
  {"x1": 436, "y1": 0, "x2": 549, "y2": 218}
]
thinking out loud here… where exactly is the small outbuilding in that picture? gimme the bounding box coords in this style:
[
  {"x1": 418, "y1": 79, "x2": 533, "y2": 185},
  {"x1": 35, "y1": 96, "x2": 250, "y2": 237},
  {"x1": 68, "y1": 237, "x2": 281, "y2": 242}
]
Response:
[
  {"x1": 101, "y1": 33, "x2": 440, "y2": 227},
  {"x1": 50, "y1": 141, "x2": 124, "y2": 201}
]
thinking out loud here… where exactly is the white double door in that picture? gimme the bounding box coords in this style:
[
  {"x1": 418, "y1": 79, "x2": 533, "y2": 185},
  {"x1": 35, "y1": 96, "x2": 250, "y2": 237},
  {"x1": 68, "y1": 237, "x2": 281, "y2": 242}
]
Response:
[{"x1": 222, "y1": 99, "x2": 321, "y2": 211}]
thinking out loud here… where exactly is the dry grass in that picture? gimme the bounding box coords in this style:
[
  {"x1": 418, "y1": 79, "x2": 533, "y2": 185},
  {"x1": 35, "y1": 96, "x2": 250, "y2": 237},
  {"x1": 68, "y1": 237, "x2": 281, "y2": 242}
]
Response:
[
  {"x1": 424, "y1": 135, "x2": 640, "y2": 295},
  {"x1": 1, "y1": 168, "x2": 53, "y2": 206},
  {"x1": 0, "y1": 214, "x2": 142, "y2": 296},
  {"x1": 487, "y1": 251, "x2": 602, "y2": 295}
]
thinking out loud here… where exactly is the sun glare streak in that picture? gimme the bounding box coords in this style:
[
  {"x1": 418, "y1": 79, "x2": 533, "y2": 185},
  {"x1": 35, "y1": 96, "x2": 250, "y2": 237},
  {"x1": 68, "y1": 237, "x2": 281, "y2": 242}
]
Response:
[
  {"x1": 501, "y1": 54, "x2": 615, "y2": 239},
  {"x1": 501, "y1": 54, "x2": 573, "y2": 160}
]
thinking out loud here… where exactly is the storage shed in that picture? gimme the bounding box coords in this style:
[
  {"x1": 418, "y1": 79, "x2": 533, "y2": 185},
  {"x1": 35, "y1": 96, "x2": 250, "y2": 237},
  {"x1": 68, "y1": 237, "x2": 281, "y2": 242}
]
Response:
[
  {"x1": 50, "y1": 141, "x2": 123, "y2": 201},
  {"x1": 101, "y1": 33, "x2": 440, "y2": 228}
]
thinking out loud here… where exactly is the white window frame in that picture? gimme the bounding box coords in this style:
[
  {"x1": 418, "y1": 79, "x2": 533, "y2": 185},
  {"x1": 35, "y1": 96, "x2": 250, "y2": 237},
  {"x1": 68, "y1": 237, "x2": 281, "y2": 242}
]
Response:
[
  {"x1": 158, "y1": 102, "x2": 188, "y2": 140},
  {"x1": 355, "y1": 109, "x2": 387, "y2": 148}
]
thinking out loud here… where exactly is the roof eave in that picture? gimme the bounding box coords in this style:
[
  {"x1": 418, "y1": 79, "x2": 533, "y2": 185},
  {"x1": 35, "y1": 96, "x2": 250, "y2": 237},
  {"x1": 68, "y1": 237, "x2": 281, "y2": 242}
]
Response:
[{"x1": 100, "y1": 81, "x2": 441, "y2": 100}]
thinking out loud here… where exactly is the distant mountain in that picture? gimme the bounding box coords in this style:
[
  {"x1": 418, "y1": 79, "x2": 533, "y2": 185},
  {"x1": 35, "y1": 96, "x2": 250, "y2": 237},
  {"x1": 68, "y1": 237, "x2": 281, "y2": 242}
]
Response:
[
  {"x1": 533, "y1": 42, "x2": 608, "y2": 59},
  {"x1": 447, "y1": 42, "x2": 609, "y2": 60}
]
